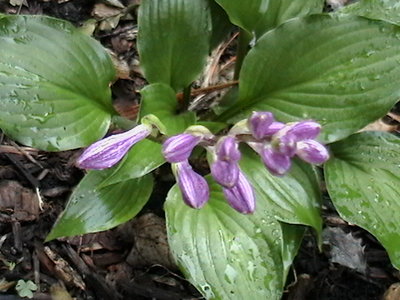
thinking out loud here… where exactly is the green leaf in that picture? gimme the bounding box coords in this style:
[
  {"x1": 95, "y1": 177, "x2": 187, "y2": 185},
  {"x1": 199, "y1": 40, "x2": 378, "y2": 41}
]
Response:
[
  {"x1": 280, "y1": 223, "x2": 305, "y2": 279},
  {"x1": 98, "y1": 139, "x2": 165, "y2": 187},
  {"x1": 0, "y1": 15, "x2": 115, "y2": 151},
  {"x1": 208, "y1": 0, "x2": 234, "y2": 49},
  {"x1": 240, "y1": 146, "x2": 322, "y2": 237},
  {"x1": 47, "y1": 171, "x2": 153, "y2": 240},
  {"x1": 195, "y1": 121, "x2": 227, "y2": 134},
  {"x1": 16, "y1": 280, "x2": 37, "y2": 299},
  {"x1": 219, "y1": 15, "x2": 400, "y2": 143},
  {"x1": 215, "y1": 0, "x2": 324, "y2": 38},
  {"x1": 165, "y1": 178, "x2": 284, "y2": 300},
  {"x1": 341, "y1": 0, "x2": 400, "y2": 26},
  {"x1": 325, "y1": 132, "x2": 400, "y2": 269},
  {"x1": 138, "y1": 0, "x2": 211, "y2": 91},
  {"x1": 140, "y1": 83, "x2": 196, "y2": 135}
]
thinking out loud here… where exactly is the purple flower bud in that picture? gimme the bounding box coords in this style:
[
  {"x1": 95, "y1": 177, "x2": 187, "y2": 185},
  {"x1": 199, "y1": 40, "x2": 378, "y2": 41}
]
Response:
[
  {"x1": 261, "y1": 146, "x2": 292, "y2": 176},
  {"x1": 296, "y1": 140, "x2": 329, "y2": 164},
  {"x1": 275, "y1": 133, "x2": 297, "y2": 157},
  {"x1": 263, "y1": 121, "x2": 285, "y2": 136},
  {"x1": 216, "y1": 136, "x2": 241, "y2": 162},
  {"x1": 248, "y1": 111, "x2": 275, "y2": 139},
  {"x1": 285, "y1": 121, "x2": 321, "y2": 141},
  {"x1": 76, "y1": 124, "x2": 152, "y2": 170},
  {"x1": 223, "y1": 171, "x2": 255, "y2": 214},
  {"x1": 176, "y1": 161, "x2": 209, "y2": 209},
  {"x1": 211, "y1": 160, "x2": 239, "y2": 188},
  {"x1": 163, "y1": 134, "x2": 201, "y2": 163}
]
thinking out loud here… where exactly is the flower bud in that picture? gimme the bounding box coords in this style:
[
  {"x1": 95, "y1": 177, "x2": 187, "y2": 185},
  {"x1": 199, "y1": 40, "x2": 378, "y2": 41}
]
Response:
[
  {"x1": 261, "y1": 145, "x2": 292, "y2": 176},
  {"x1": 223, "y1": 171, "x2": 255, "y2": 214},
  {"x1": 296, "y1": 140, "x2": 329, "y2": 164},
  {"x1": 162, "y1": 134, "x2": 201, "y2": 163},
  {"x1": 216, "y1": 136, "x2": 241, "y2": 162},
  {"x1": 211, "y1": 160, "x2": 239, "y2": 188},
  {"x1": 76, "y1": 124, "x2": 152, "y2": 170},
  {"x1": 285, "y1": 121, "x2": 321, "y2": 141},
  {"x1": 248, "y1": 111, "x2": 275, "y2": 140},
  {"x1": 263, "y1": 121, "x2": 285, "y2": 136},
  {"x1": 175, "y1": 161, "x2": 209, "y2": 208}
]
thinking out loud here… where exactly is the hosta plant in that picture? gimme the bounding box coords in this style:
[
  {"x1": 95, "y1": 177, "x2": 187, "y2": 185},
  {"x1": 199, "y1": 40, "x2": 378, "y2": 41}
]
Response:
[{"x1": 1, "y1": 0, "x2": 400, "y2": 299}]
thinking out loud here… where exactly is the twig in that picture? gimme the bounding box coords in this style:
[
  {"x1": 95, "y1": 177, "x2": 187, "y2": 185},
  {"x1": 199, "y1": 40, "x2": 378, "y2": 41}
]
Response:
[{"x1": 176, "y1": 80, "x2": 239, "y2": 102}]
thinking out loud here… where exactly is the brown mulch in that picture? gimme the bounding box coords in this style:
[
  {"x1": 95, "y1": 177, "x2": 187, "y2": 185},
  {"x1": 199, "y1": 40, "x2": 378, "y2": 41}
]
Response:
[{"x1": 1, "y1": 1, "x2": 400, "y2": 299}]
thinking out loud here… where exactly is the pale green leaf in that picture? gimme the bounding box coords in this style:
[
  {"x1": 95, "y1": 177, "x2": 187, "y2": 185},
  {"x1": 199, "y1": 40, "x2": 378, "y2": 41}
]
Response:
[
  {"x1": 240, "y1": 146, "x2": 322, "y2": 236},
  {"x1": 325, "y1": 132, "x2": 400, "y2": 269},
  {"x1": 165, "y1": 178, "x2": 284, "y2": 300},
  {"x1": 0, "y1": 15, "x2": 115, "y2": 151}
]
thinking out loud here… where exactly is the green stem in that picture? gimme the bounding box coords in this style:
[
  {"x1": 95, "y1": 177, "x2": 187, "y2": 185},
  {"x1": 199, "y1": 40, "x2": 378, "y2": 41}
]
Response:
[{"x1": 234, "y1": 29, "x2": 252, "y2": 80}]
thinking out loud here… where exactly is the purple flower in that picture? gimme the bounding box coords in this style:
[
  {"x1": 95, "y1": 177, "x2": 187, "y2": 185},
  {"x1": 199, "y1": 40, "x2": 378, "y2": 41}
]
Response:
[
  {"x1": 163, "y1": 133, "x2": 201, "y2": 163},
  {"x1": 175, "y1": 161, "x2": 209, "y2": 208},
  {"x1": 211, "y1": 160, "x2": 239, "y2": 188},
  {"x1": 223, "y1": 171, "x2": 255, "y2": 214},
  {"x1": 216, "y1": 136, "x2": 241, "y2": 162},
  {"x1": 263, "y1": 121, "x2": 285, "y2": 136},
  {"x1": 248, "y1": 111, "x2": 275, "y2": 140},
  {"x1": 273, "y1": 121, "x2": 321, "y2": 154},
  {"x1": 255, "y1": 119, "x2": 328, "y2": 176},
  {"x1": 211, "y1": 136, "x2": 241, "y2": 187},
  {"x1": 286, "y1": 121, "x2": 321, "y2": 141},
  {"x1": 260, "y1": 145, "x2": 292, "y2": 176},
  {"x1": 76, "y1": 124, "x2": 152, "y2": 170},
  {"x1": 296, "y1": 140, "x2": 329, "y2": 164}
]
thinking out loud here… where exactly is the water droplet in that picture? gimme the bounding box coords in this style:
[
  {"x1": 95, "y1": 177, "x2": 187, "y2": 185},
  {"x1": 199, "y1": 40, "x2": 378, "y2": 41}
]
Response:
[
  {"x1": 366, "y1": 50, "x2": 375, "y2": 57},
  {"x1": 224, "y1": 265, "x2": 238, "y2": 284}
]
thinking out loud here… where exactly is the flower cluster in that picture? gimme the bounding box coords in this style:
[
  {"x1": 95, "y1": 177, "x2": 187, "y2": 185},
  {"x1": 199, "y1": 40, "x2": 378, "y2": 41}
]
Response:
[
  {"x1": 76, "y1": 111, "x2": 329, "y2": 214},
  {"x1": 162, "y1": 111, "x2": 329, "y2": 214}
]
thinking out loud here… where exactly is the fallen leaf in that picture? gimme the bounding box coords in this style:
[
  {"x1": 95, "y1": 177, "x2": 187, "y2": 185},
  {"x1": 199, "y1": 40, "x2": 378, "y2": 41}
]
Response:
[
  {"x1": 323, "y1": 227, "x2": 367, "y2": 274},
  {"x1": 0, "y1": 180, "x2": 40, "y2": 222},
  {"x1": 118, "y1": 213, "x2": 176, "y2": 270}
]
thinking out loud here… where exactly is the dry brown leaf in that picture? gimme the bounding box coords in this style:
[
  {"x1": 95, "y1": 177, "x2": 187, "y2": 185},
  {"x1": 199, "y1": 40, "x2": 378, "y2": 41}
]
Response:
[
  {"x1": 118, "y1": 213, "x2": 176, "y2": 270},
  {"x1": 323, "y1": 227, "x2": 367, "y2": 274},
  {"x1": 0, "y1": 180, "x2": 40, "y2": 222}
]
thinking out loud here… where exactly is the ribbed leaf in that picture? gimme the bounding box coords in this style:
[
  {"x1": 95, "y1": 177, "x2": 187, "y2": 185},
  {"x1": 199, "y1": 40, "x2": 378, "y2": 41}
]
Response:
[
  {"x1": 220, "y1": 15, "x2": 400, "y2": 143},
  {"x1": 140, "y1": 83, "x2": 196, "y2": 135},
  {"x1": 215, "y1": 0, "x2": 323, "y2": 38},
  {"x1": 325, "y1": 132, "x2": 400, "y2": 269},
  {"x1": 165, "y1": 178, "x2": 284, "y2": 299},
  {"x1": 240, "y1": 146, "x2": 322, "y2": 237},
  {"x1": 341, "y1": 0, "x2": 400, "y2": 25},
  {"x1": 0, "y1": 15, "x2": 115, "y2": 151},
  {"x1": 138, "y1": 0, "x2": 211, "y2": 91},
  {"x1": 47, "y1": 171, "x2": 153, "y2": 240}
]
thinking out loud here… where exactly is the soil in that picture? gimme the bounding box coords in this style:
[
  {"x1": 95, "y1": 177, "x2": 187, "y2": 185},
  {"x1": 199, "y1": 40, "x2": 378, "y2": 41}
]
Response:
[{"x1": 1, "y1": 1, "x2": 400, "y2": 299}]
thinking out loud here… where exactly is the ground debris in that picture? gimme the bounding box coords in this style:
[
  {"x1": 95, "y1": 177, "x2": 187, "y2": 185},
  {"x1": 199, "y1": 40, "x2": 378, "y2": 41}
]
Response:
[
  {"x1": 118, "y1": 213, "x2": 176, "y2": 270},
  {"x1": 323, "y1": 226, "x2": 367, "y2": 274},
  {"x1": 0, "y1": 180, "x2": 40, "y2": 222}
]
